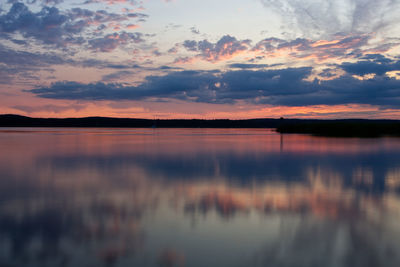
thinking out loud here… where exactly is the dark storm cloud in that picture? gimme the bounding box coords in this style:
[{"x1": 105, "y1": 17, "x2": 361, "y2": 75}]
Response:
[
  {"x1": 0, "y1": 2, "x2": 146, "y2": 47},
  {"x1": 28, "y1": 58, "x2": 400, "y2": 107}
]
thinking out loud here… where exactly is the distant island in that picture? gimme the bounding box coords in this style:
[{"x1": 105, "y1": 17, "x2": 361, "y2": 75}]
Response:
[
  {"x1": 1, "y1": 114, "x2": 400, "y2": 137},
  {"x1": 0, "y1": 114, "x2": 282, "y2": 128},
  {"x1": 276, "y1": 120, "x2": 400, "y2": 137}
]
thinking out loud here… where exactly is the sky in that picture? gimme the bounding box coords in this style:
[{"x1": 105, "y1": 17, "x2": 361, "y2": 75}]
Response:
[{"x1": 1, "y1": 0, "x2": 400, "y2": 119}]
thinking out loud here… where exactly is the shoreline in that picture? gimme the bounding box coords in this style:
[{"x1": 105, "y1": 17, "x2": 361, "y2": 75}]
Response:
[{"x1": 1, "y1": 114, "x2": 400, "y2": 137}]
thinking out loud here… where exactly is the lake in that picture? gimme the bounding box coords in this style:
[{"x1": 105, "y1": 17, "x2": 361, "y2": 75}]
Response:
[{"x1": 1, "y1": 128, "x2": 400, "y2": 267}]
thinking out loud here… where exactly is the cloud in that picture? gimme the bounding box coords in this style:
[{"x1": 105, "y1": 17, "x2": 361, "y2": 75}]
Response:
[
  {"x1": 254, "y1": 34, "x2": 371, "y2": 61},
  {"x1": 340, "y1": 56, "x2": 400, "y2": 76},
  {"x1": 0, "y1": 44, "x2": 67, "y2": 66},
  {"x1": 0, "y1": 42, "x2": 146, "y2": 80},
  {"x1": 102, "y1": 63, "x2": 137, "y2": 69},
  {"x1": 190, "y1": 26, "x2": 199, "y2": 34},
  {"x1": 28, "y1": 70, "x2": 219, "y2": 101},
  {"x1": 173, "y1": 56, "x2": 196, "y2": 64},
  {"x1": 0, "y1": 2, "x2": 147, "y2": 48},
  {"x1": 260, "y1": 0, "x2": 400, "y2": 39},
  {"x1": 42, "y1": 0, "x2": 64, "y2": 4},
  {"x1": 7, "y1": 0, "x2": 64, "y2": 5},
  {"x1": 178, "y1": 33, "x2": 377, "y2": 64},
  {"x1": 182, "y1": 35, "x2": 251, "y2": 62},
  {"x1": 88, "y1": 31, "x2": 144, "y2": 52},
  {"x1": 0, "y1": 42, "x2": 150, "y2": 84},
  {"x1": 83, "y1": 0, "x2": 140, "y2": 5},
  {"x1": 0, "y1": 3, "x2": 73, "y2": 46},
  {"x1": 126, "y1": 23, "x2": 139, "y2": 29},
  {"x1": 12, "y1": 104, "x2": 85, "y2": 113},
  {"x1": 319, "y1": 68, "x2": 337, "y2": 78},
  {"x1": 102, "y1": 70, "x2": 135, "y2": 81},
  {"x1": 182, "y1": 40, "x2": 197, "y2": 51},
  {"x1": 0, "y1": 43, "x2": 71, "y2": 83},
  {"x1": 228, "y1": 63, "x2": 275, "y2": 69},
  {"x1": 27, "y1": 58, "x2": 400, "y2": 108},
  {"x1": 266, "y1": 74, "x2": 400, "y2": 107}
]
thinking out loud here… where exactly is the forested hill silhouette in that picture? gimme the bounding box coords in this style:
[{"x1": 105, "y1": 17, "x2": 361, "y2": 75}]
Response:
[
  {"x1": 0, "y1": 114, "x2": 283, "y2": 128},
  {"x1": 1, "y1": 114, "x2": 400, "y2": 137},
  {"x1": 276, "y1": 120, "x2": 400, "y2": 137}
]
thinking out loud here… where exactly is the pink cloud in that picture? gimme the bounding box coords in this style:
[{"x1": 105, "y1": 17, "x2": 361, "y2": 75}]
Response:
[
  {"x1": 181, "y1": 35, "x2": 251, "y2": 63},
  {"x1": 126, "y1": 24, "x2": 139, "y2": 29}
]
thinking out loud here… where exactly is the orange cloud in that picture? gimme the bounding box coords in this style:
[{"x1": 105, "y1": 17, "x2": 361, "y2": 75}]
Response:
[
  {"x1": 254, "y1": 34, "x2": 371, "y2": 63},
  {"x1": 126, "y1": 24, "x2": 139, "y2": 29}
]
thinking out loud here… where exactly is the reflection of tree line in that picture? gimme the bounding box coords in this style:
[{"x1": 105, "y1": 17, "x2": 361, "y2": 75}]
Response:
[{"x1": 251, "y1": 214, "x2": 400, "y2": 267}]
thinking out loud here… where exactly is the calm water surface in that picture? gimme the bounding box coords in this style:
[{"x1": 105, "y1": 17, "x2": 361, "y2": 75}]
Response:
[{"x1": 1, "y1": 128, "x2": 400, "y2": 267}]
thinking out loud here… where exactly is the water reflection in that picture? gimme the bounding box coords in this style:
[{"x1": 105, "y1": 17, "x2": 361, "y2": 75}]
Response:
[{"x1": 0, "y1": 128, "x2": 400, "y2": 267}]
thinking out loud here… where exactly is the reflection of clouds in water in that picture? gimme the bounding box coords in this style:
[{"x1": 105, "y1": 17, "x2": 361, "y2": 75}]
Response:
[
  {"x1": 158, "y1": 249, "x2": 185, "y2": 267},
  {"x1": 2, "y1": 173, "x2": 400, "y2": 267},
  {"x1": 0, "y1": 197, "x2": 146, "y2": 266},
  {"x1": 1, "y1": 130, "x2": 400, "y2": 266},
  {"x1": 184, "y1": 192, "x2": 250, "y2": 218},
  {"x1": 17, "y1": 145, "x2": 400, "y2": 192},
  {"x1": 180, "y1": 168, "x2": 400, "y2": 267},
  {"x1": 181, "y1": 168, "x2": 362, "y2": 220},
  {"x1": 386, "y1": 168, "x2": 400, "y2": 190},
  {"x1": 251, "y1": 214, "x2": 400, "y2": 267},
  {"x1": 254, "y1": 218, "x2": 350, "y2": 267}
]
